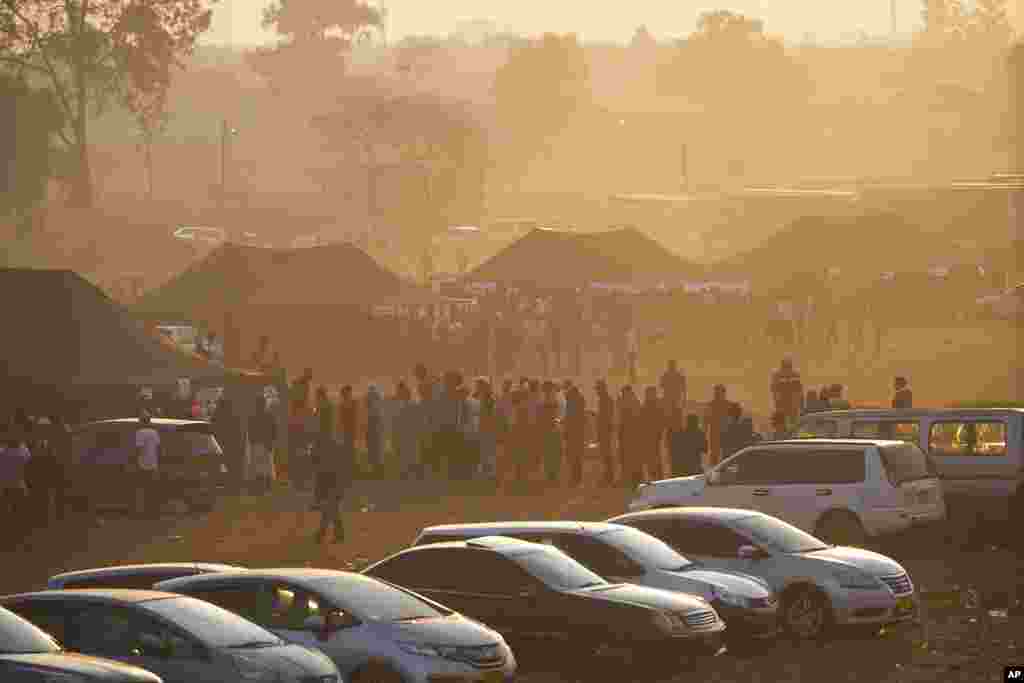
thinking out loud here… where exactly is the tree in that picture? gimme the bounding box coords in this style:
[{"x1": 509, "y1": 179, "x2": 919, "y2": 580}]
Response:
[
  {"x1": 0, "y1": 74, "x2": 63, "y2": 224},
  {"x1": 248, "y1": 0, "x2": 381, "y2": 92},
  {"x1": 0, "y1": 0, "x2": 215, "y2": 207},
  {"x1": 494, "y1": 33, "x2": 590, "y2": 146},
  {"x1": 659, "y1": 12, "x2": 810, "y2": 108}
]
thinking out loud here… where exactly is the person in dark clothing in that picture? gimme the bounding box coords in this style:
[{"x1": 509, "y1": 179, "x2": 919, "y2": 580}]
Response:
[
  {"x1": 538, "y1": 381, "x2": 562, "y2": 484},
  {"x1": 595, "y1": 380, "x2": 616, "y2": 485},
  {"x1": 892, "y1": 377, "x2": 913, "y2": 409},
  {"x1": 337, "y1": 386, "x2": 357, "y2": 451},
  {"x1": 212, "y1": 395, "x2": 244, "y2": 492},
  {"x1": 660, "y1": 360, "x2": 686, "y2": 413},
  {"x1": 313, "y1": 387, "x2": 335, "y2": 501},
  {"x1": 46, "y1": 416, "x2": 72, "y2": 522},
  {"x1": 720, "y1": 402, "x2": 746, "y2": 459},
  {"x1": 314, "y1": 434, "x2": 352, "y2": 545},
  {"x1": 640, "y1": 387, "x2": 665, "y2": 483},
  {"x1": 563, "y1": 381, "x2": 586, "y2": 488},
  {"x1": 249, "y1": 403, "x2": 278, "y2": 494},
  {"x1": 618, "y1": 386, "x2": 641, "y2": 486},
  {"x1": 669, "y1": 413, "x2": 706, "y2": 476}
]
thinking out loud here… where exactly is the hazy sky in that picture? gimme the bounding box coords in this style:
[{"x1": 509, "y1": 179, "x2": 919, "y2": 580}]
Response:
[{"x1": 205, "y1": 0, "x2": 1020, "y2": 46}]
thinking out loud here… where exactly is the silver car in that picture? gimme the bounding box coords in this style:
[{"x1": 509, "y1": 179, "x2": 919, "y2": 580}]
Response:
[
  {"x1": 609, "y1": 507, "x2": 919, "y2": 639},
  {"x1": 156, "y1": 569, "x2": 516, "y2": 683},
  {"x1": 1, "y1": 590, "x2": 342, "y2": 683}
]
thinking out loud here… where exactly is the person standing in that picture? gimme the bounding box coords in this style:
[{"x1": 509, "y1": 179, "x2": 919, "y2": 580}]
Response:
[
  {"x1": 625, "y1": 325, "x2": 639, "y2": 386},
  {"x1": 770, "y1": 358, "x2": 804, "y2": 432},
  {"x1": 660, "y1": 360, "x2": 687, "y2": 414},
  {"x1": 668, "y1": 413, "x2": 706, "y2": 476},
  {"x1": 314, "y1": 424, "x2": 352, "y2": 545},
  {"x1": 705, "y1": 384, "x2": 731, "y2": 468},
  {"x1": 250, "y1": 399, "x2": 278, "y2": 494},
  {"x1": 392, "y1": 382, "x2": 418, "y2": 480},
  {"x1": 365, "y1": 385, "x2": 383, "y2": 476},
  {"x1": 892, "y1": 377, "x2": 913, "y2": 408},
  {"x1": 134, "y1": 412, "x2": 162, "y2": 518},
  {"x1": 563, "y1": 381, "x2": 586, "y2": 488},
  {"x1": 640, "y1": 387, "x2": 665, "y2": 483},
  {"x1": 618, "y1": 386, "x2": 641, "y2": 486},
  {"x1": 538, "y1": 381, "x2": 563, "y2": 484},
  {"x1": 474, "y1": 378, "x2": 498, "y2": 480},
  {"x1": 312, "y1": 387, "x2": 335, "y2": 500},
  {"x1": 595, "y1": 380, "x2": 616, "y2": 486},
  {"x1": 337, "y1": 386, "x2": 357, "y2": 452}
]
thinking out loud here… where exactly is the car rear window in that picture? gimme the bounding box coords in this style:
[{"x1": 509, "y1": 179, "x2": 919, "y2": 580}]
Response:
[{"x1": 880, "y1": 443, "x2": 936, "y2": 483}]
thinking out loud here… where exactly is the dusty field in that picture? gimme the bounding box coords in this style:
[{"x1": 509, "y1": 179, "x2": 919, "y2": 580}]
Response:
[{"x1": 5, "y1": 482, "x2": 1022, "y2": 682}]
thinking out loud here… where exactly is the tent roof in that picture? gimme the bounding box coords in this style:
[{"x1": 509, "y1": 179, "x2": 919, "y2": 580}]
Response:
[
  {"x1": 466, "y1": 227, "x2": 703, "y2": 289},
  {"x1": 0, "y1": 269, "x2": 228, "y2": 388},
  {"x1": 136, "y1": 242, "x2": 443, "y2": 315}
]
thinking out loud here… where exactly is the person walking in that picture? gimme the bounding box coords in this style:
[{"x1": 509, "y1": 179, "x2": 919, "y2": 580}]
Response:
[
  {"x1": 660, "y1": 360, "x2": 687, "y2": 414},
  {"x1": 618, "y1": 386, "x2": 641, "y2": 486},
  {"x1": 250, "y1": 400, "x2": 278, "y2": 494},
  {"x1": 392, "y1": 382, "x2": 418, "y2": 480},
  {"x1": 563, "y1": 381, "x2": 586, "y2": 488},
  {"x1": 668, "y1": 413, "x2": 706, "y2": 476},
  {"x1": 314, "y1": 426, "x2": 353, "y2": 545},
  {"x1": 595, "y1": 380, "x2": 616, "y2": 485},
  {"x1": 705, "y1": 385, "x2": 731, "y2": 468},
  {"x1": 134, "y1": 411, "x2": 162, "y2": 519},
  {"x1": 313, "y1": 387, "x2": 335, "y2": 502},
  {"x1": 892, "y1": 377, "x2": 913, "y2": 408},
  {"x1": 640, "y1": 387, "x2": 665, "y2": 483},
  {"x1": 365, "y1": 385, "x2": 383, "y2": 475}
]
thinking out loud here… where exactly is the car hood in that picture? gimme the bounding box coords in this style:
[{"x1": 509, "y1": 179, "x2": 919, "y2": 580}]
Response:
[
  {"x1": 670, "y1": 568, "x2": 773, "y2": 598},
  {"x1": 231, "y1": 643, "x2": 337, "y2": 679},
  {"x1": 385, "y1": 614, "x2": 500, "y2": 647},
  {"x1": 0, "y1": 653, "x2": 161, "y2": 681},
  {"x1": 573, "y1": 583, "x2": 712, "y2": 612},
  {"x1": 801, "y1": 546, "x2": 906, "y2": 577}
]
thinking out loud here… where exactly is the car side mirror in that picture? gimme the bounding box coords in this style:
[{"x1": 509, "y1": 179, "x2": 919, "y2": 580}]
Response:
[{"x1": 737, "y1": 545, "x2": 765, "y2": 561}]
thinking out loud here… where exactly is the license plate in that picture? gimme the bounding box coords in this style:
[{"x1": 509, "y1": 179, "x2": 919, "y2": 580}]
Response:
[{"x1": 896, "y1": 596, "x2": 914, "y2": 612}]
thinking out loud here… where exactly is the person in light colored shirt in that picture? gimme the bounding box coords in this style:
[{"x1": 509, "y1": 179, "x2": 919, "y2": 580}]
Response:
[{"x1": 134, "y1": 413, "x2": 162, "y2": 518}]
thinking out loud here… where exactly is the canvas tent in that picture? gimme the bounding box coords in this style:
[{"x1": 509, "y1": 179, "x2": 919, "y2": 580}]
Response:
[
  {"x1": 0, "y1": 269, "x2": 230, "y2": 417},
  {"x1": 466, "y1": 227, "x2": 704, "y2": 289}
]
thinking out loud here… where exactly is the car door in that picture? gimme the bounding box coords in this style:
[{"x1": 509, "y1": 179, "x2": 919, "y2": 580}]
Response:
[
  {"x1": 657, "y1": 518, "x2": 762, "y2": 575},
  {"x1": 702, "y1": 448, "x2": 780, "y2": 511},
  {"x1": 66, "y1": 603, "x2": 224, "y2": 683},
  {"x1": 448, "y1": 551, "x2": 553, "y2": 641}
]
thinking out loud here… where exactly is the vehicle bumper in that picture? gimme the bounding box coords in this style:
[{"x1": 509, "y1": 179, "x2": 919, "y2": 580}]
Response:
[
  {"x1": 403, "y1": 650, "x2": 517, "y2": 683},
  {"x1": 714, "y1": 604, "x2": 780, "y2": 639},
  {"x1": 830, "y1": 590, "x2": 918, "y2": 626}
]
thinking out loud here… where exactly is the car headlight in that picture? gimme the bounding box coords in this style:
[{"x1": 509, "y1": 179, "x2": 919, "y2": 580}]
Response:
[
  {"x1": 834, "y1": 568, "x2": 880, "y2": 590},
  {"x1": 397, "y1": 641, "x2": 465, "y2": 660},
  {"x1": 651, "y1": 610, "x2": 686, "y2": 632},
  {"x1": 709, "y1": 585, "x2": 747, "y2": 608}
]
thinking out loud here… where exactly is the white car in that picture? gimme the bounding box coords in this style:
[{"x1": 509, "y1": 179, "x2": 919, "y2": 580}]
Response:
[
  {"x1": 626, "y1": 439, "x2": 946, "y2": 547},
  {"x1": 609, "y1": 507, "x2": 919, "y2": 639},
  {"x1": 172, "y1": 226, "x2": 226, "y2": 246}
]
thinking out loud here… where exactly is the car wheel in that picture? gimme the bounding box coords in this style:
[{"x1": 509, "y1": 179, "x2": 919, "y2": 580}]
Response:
[
  {"x1": 781, "y1": 586, "x2": 831, "y2": 640},
  {"x1": 350, "y1": 662, "x2": 404, "y2": 683},
  {"x1": 815, "y1": 511, "x2": 866, "y2": 547}
]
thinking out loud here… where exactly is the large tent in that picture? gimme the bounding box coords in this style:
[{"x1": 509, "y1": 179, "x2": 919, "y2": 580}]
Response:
[
  {"x1": 0, "y1": 268, "x2": 229, "y2": 417},
  {"x1": 466, "y1": 227, "x2": 704, "y2": 289}
]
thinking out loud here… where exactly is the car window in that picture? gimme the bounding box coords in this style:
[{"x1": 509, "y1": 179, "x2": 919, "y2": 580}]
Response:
[
  {"x1": 720, "y1": 450, "x2": 792, "y2": 486},
  {"x1": 879, "y1": 443, "x2": 936, "y2": 483},
  {"x1": 312, "y1": 575, "x2": 450, "y2": 621},
  {"x1": 596, "y1": 528, "x2": 692, "y2": 571},
  {"x1": 368, "y1": 548, "x2": 462, "y2": 592},
  {"x1": 851, "y1": 421, "x2": 921, "y2": 444},
  {"x1": 450, "y1": 551, "x2": 540, "y2": 595},
  {"x1": 70, "y1": 605, "x2": 204, "y2": 660},
  {"x1": 142, "y1": 596, "x2": 282, "y2": 649},
  {"x1": 670, "y1": 520, "x2": 751, "y2": 558},
  {"x1": 733, "y1": 515, "x2": 829, "y2": 554},
  {"x1": 553, "y1": 535, "x2": 643, "y2": 577},
  {"x1": 184, "y1": 584, "x2": 272, "y2": 626},
  {"x1": 264, "y1": 584, "x2": 324, "y2": 630},
  {"x1": 929, "y1": 421, "x2": 1008, "y2": 457},
  {"x1": 796, "y1": 418, "x2": 837, "y2": 438},
  {"x1": 511, "y1": 547, "x2": 607, "y2": 590},
  {"x1": 800, "y1": 450, "x2": 867, "y2": 485},
  {"x1": 0, "y1": 606, "x2": 62, "y2": 654},
  {"x1": 621, "y1": 517, "x2": 674, "y2": 540}
]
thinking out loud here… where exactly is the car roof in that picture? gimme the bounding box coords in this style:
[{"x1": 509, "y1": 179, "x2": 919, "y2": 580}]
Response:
[
  {"x1": 160, "y1": 568, "x2": 357, "y2": 588},
  {"x1": 3, "y1": 589, "x2": 179, "y2": 604},
  {"x1": 803, "y1": 408, "x2": 1024, "y2": 418},
  {"x1": 746, "y1": 438, "x2": 901, "y2": 447},
  {"x1": 399, "y1": 535, "x2": 543, "y2": 557},
  {"x1": 419, "y1": 521, "x2": 621, "y2": 536},
  {"x1": 50, "y1": 563, "x2": 244, "y2": 583},
  {"x1": 611, "y1": 507, "x2": 762, "y2": 523},
  {"x1": 81, "y1": 418, "x2": 209, "y2": 428}
]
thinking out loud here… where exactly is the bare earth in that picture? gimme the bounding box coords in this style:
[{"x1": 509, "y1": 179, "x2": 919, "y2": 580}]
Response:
[{"x1": 5, "y1": 482, "x2": 1021, "y2": 682}]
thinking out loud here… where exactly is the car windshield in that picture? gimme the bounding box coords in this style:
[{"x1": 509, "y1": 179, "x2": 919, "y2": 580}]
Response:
[
  {"x1": 734, "y1": 515, "x2": 830, "y2": 554},
  {"x1": 598, "y1": 528, "x2": 692, "y2": 571},
  {"x1": 513, "y1": 548, "x2": 608, "y2": 591},
  {"x1": 313, "y1": 575, "x2": 451, "y2": 622},
  {"x1": 143, "y1": 597, "x2": 283, "y2": 648},
  {"x1": 0, "y1": 608, "x2": 61, "y2": 654},
  {"x1": 879, "y1": 443, "x2": 935, "y2": 484}
]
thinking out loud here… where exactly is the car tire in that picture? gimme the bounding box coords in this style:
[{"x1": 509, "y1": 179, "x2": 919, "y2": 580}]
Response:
[
  {"x1": 350, "y1": 662, "x2": 404, "y2": 683},
  {"x1": 781, "y1": 585, "x2": 832, "y2": 640},
  {"x1": 815, "y1": 510, "x2": 867, "y2": 548}
]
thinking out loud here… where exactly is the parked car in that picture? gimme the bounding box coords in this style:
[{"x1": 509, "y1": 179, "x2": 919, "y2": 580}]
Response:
[
  {"x1": 155, "y1": 568, "x2": 516, "y2": 683},
  {"x1": 795, "y1": 409, "x2": 1024, "y2": 540},
  {"x1": 627, "y1": 439, "x2": 946, "y2": 546},
  {"x1": 362, "y1": 536, "x2": 726, "y2": 670},
  {"x1": 608, "y1": 507, "x2": 919, "y2": 640},
  {"x1": 0, "y1": 605, "x2": 162, "y2": 683},
  {"x1": 70, "y1": 419, "x2": 228, "y2": 513},
  {"x1": 413, "y1": 521, "x2": 778, "y2": 642},
  {"x1": 1, "y1": 590, "x2": 341, "y2": 683},
  {"x1": 48, "y1": 563, "x2": 248, "y2": 590}
]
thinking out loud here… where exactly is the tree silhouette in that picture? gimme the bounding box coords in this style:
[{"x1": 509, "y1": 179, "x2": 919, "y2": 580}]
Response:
[{"x1": 0, "y1": 0, "x2": 214, "y2": 207}]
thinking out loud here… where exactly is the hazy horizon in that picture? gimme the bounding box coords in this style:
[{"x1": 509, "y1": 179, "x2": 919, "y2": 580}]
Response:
[{"x1": 202, "y1": 0, "x2": 1022, "y2": 47}]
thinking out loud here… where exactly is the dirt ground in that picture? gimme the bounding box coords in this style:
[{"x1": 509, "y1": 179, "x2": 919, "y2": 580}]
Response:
[{"x1": 5, "y1": 482, "x2": 1022, "y2": 682}]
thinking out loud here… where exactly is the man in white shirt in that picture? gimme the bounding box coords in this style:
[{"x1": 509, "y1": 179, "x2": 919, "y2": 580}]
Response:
[{"x1": 134, "y1": 412, "x2": 162, "y2": 518}]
